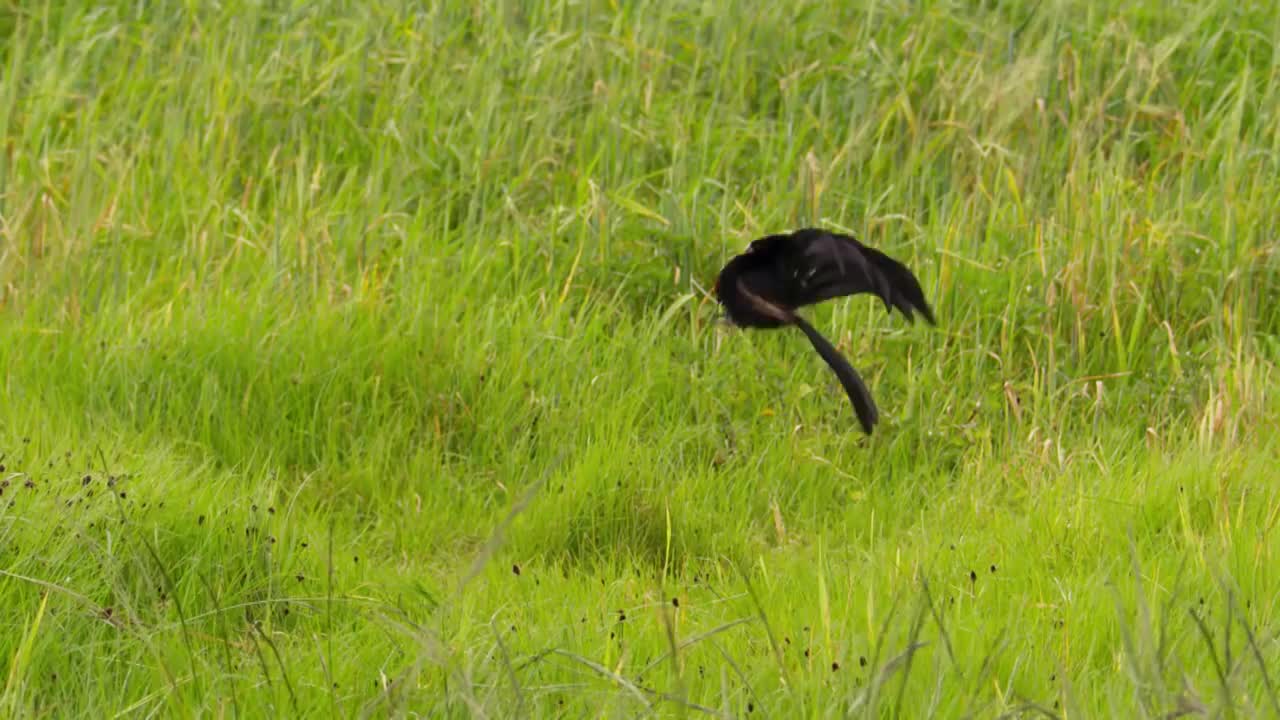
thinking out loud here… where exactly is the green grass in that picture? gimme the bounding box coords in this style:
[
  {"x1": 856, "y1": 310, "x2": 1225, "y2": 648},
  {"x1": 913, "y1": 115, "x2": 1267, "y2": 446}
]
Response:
[{"x1": 2, "y1": 0, "x2": 1279, "y2": 716}]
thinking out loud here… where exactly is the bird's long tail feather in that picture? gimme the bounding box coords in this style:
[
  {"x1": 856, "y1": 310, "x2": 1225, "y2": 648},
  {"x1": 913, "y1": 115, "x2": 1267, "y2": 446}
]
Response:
[
  {"x1": 733, "y1": 278, "x2": 879, "y2": 434},
  {"x1": 791, "y1": 315, "x2": 879, "y2": 434}
]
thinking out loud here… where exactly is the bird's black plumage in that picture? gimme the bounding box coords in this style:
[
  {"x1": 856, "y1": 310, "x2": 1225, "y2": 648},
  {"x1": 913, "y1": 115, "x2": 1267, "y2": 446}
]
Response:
[{"x1": 713, "y1": 228, "x2": 935, "y2": 434}]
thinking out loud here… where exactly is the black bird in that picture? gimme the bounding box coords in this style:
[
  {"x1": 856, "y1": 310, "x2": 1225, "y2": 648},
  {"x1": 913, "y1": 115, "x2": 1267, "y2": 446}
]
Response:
[{"x1": 713, "y1": 227, "x2": 935, "y2": 434}]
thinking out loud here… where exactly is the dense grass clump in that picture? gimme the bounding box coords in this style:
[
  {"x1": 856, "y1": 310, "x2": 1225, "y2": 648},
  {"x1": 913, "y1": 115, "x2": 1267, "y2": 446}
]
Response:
[{"x1": 2, "y1": 0, "x2": 1278, "y2": 716}]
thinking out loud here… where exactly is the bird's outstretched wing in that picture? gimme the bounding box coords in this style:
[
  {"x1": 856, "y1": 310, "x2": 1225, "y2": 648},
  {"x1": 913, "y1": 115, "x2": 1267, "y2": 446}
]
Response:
[{"x1": 779, "y1": 229, "x2": 936, "y2": 324}]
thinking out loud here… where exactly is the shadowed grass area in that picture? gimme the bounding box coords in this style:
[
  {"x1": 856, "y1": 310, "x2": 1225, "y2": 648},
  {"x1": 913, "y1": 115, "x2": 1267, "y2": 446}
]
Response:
[{"x1": 2, "y1": 0, "x2": 1279, "y2": 716}]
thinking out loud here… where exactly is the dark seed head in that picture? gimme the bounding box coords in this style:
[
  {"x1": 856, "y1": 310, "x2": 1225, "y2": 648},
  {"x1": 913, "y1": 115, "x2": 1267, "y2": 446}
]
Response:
[
  {"x1": 671, "y1": 597, "x2": 679, "y2": 608},
  {"x1": 512, "y1": 564, "x2": 521, "y2": 576}
]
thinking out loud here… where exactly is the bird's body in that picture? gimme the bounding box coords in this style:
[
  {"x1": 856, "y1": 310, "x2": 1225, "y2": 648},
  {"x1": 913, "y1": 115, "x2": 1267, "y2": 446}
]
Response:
[{"x1": 713, "y1": 228, "x2": 935, "y2": 434}]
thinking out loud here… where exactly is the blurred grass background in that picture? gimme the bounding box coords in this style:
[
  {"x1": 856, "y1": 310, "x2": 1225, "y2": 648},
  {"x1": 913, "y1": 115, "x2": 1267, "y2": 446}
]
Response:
[{"x1": 1, "y1": 0, "x2": 1278, "y2": 716}]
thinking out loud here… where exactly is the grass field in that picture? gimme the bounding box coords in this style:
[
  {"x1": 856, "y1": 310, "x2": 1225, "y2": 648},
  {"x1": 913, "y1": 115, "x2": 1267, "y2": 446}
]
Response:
[{"x1": 2, "y1": 0, "x2": 1279, "y2": 716}]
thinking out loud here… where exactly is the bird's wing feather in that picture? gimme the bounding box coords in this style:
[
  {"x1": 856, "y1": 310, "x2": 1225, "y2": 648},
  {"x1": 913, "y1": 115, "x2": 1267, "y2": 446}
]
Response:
[{"x1": 783, "y1": 231, "x2": 936, "y2": 324}]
